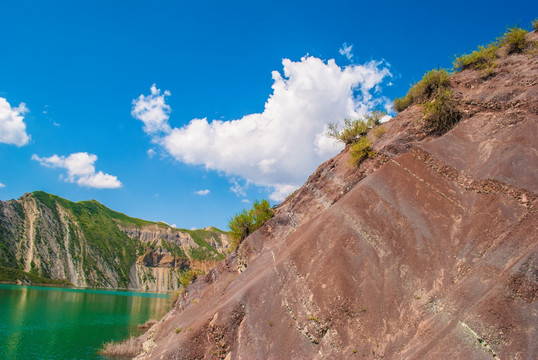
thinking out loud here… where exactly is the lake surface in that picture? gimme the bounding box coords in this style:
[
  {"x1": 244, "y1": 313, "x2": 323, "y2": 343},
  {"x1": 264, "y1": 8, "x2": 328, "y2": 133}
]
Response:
[{"x1": 0, "y1": 284, "x2": 169, "y2": 360}]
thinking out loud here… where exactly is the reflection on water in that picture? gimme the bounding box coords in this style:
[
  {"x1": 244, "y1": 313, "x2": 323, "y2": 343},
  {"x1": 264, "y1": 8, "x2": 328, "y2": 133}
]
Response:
[{"x1": 0, "y1": 284, "x2": 168, "y2": 360}]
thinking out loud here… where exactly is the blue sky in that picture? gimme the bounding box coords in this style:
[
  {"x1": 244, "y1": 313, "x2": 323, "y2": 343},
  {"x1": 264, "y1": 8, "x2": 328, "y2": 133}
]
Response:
[{"x1": 1, "y1": 1, "x2": 536, "y2": 230}]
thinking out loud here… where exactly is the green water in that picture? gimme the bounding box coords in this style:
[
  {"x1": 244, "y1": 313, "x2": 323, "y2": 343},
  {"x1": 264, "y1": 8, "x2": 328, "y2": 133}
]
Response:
[{"x1": 0, "y1": 284, "x2": 169, "y2": 360}]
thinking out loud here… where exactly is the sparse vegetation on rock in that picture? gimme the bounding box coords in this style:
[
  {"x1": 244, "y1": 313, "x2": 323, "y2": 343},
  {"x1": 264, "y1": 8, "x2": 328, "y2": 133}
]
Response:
[
  {"x1": 453, "y1": 43, "x2": 499, "y2": 75},
  {"x1": 327, "y1": 111, "x2": 386, "y2": 165},
  {"x1": 393, "y1": 69, "x2": 451, "y2": 112},
  {"x1": 327, "y1": 111, "x2": 385, "y2": 144},
  {"x1": 179, "y1": 269, "x2": 204, "y2": 288},
  {"x1": 349, "y1": 136, "x2": 374, "y2": 165},
  {"x1": 228, "y1": 200, "x2": 273, "y2": 250},
  {"x1": 372, "y1": 125, "x2": 386, "y2": 140},
  {"x1": 422, "y1": 89, "x2": 462, "y2": 135},
  {"x1": 392, "y1": 68, "x2": 462, "y2": 135},
  {"x1": 454, "y1": 26, "x2": 531, "y2": 74},
  {"x1": 503, "y1": 26, "x2": 529, "y2": 54}
]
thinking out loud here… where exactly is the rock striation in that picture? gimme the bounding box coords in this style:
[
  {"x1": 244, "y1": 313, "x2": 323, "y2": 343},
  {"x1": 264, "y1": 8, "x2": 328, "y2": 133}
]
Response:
[
  {"x1": 0, "y1": 191, "x2": 230, "y2": 292},
  {"x1": 135, "y1": 32, "x2": 538, "y2": 359}
]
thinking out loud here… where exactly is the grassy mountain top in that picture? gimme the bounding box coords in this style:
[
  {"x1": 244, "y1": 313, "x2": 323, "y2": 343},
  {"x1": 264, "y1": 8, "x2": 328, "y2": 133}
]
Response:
[
  {"x1": 30, "y1": 191, "x2": 157, "y2": 228},
  {"x1": 30, "y1": 191, "x2": 227, "y2": 234},
  {"x1": 0, "y1": 191, "x2": 228, "y2": 289}
]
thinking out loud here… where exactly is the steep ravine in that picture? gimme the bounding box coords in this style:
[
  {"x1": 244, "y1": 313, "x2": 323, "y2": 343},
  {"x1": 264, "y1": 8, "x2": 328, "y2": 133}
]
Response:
[
  {"x1": 134, "y1": 32, "x2": 538, "y2": 359},
  {"x1": 0, "y1": 191, "x2": 230, "y2": 292}
]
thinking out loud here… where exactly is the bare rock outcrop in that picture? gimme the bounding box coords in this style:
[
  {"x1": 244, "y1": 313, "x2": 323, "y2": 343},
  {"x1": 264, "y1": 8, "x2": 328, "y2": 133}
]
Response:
[{"x1": 136, "y1": 32, "x2": 538, "y2": 359}]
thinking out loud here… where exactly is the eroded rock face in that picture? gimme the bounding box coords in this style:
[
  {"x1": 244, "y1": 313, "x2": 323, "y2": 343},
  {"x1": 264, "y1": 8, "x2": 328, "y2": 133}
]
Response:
[
  {"x1": 0, "y1": 193, "x2": 230, "y2": 292},
  {"x1": 136, "y1": 33, "x2": 538, "y2": 359}
]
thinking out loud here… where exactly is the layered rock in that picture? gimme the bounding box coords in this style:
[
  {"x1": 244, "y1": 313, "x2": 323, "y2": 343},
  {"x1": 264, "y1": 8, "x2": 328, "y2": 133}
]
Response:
[{"x1": 135, "y1": 32, "x2": 538, "y2": 359}]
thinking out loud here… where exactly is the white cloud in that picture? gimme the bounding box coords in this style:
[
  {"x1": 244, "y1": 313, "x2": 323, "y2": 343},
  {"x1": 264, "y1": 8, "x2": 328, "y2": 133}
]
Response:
[
  {"x1": 160, "y1": 220, "x2": 177, "y2": 228},
  {"x1": 194, "y1": 189, "x2": 210, "y2": 196},
  {"x1": 339, "y1": 43, "x2": 354, "y2": 61},
  {"x1": 230, "y1": 178, "x2": 247, "y2": 197},
  {"x1": 131, "y1": 84, "x2": 171, "y2": 135},
  {"x1": 241, "y1": 199, "x2": 250, "y2": 204},
  {"x1": 135, "y1": 56, "x2": 390, "y2": 201},
  {"x1": 0, "y1": 182, "x2": 5, "y2": 188},
  {"x1": 147, "y1": 148, "x2": 156, "y2": 158},
  {"x1": 0, "y1": 97, "x2": 30, "y2": 146},
  {"x1": 32, "y1": 152, "x2": 122, "y2": 189}
]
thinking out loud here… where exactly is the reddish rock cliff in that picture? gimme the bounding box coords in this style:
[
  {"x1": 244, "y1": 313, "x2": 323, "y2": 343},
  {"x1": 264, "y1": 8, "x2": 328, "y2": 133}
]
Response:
[{"x1": 135, "y1": 32, "x2": 538, "y2": 360}]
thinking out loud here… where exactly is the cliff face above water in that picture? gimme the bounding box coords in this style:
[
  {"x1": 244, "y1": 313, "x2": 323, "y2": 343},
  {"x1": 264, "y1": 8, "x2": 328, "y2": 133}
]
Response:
[
  {"x1": 135, "y1": 32, "x2": 538, "y2": 358},
  {"x1": 0, "y1": 191, "x2": 230, "y2": 292}
]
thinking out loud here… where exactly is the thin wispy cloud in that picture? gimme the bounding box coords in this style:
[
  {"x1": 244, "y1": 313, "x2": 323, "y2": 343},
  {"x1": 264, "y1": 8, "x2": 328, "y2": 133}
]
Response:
[
  {"x1": 134, "y1": 56, "x2": 391, "y2": 201},
  {"x1": 32, "y1": 152, "x2": 122, "y2": 189},
  {"x1": 194, "y1": 189, "x2": 210, "y2": 196},
  {"x1": 0, "y1": 97, "x2": 30, "y2": 147},
  {"x1": 0, "y1": 182, "x2": 5, "y2": 188},
  {"x1": 339, "y1": 42, "x2": 354, "y2": 61},
  {"x1": 230, "y1": 179, "x2": 247, "y2": 197}
]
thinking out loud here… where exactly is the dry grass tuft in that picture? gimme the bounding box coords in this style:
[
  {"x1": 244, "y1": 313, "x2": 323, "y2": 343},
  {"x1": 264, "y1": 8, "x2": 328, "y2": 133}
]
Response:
[{"x1": 99, "y1": 336, "x2": 142, "y2": 359}]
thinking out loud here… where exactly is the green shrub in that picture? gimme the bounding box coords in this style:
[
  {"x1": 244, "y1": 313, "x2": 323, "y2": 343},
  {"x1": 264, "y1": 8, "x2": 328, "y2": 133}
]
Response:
[
  {"x1": 349, "y1": 137, "x2": 374, "y2": 165},
  {"x1": 364, "y1": 110, "x2": 385, "y2": 127},
  {"x1": 454, "y1": 26, "x2": 529, "y2": 74},
  {"x1": 179, "y1": 269, "x2": 204, "y2": 288},
  {"x1": 326, "y1": 118, "x2": 369, "y2": 145},
  {"x1": 533, "y1": 18, "x2": 538, "y2": 31},
  {"x1": 453, "y1": 43, "x2": 499, "y2": 73},
  {"x1": 228, "y1": 200, "x2": 273, "y2": 250},
  {"x1": 0, "y1": 266, "x2": 72, "y2": 286},
  {"x1": 372, "y1": 125, "x2": 386, "y2": 140},
  {"x1": 393, "y1": 69, "x2": 451, "y2": 112},
  {"x1": 422, "y1": 89, "x2": 462, "y2": 135},
  {"x1": 228, "y1": 211, "x2": 253, "y2": 247},
  {"x1": 393, "y1": 96, "x2": 412, "y2": 112},
  {"x1": 502, "y1": 26, "x2": 528, "y2": 53},
  {"x1": 326, "y1": 111, "x2": 386, "y2": 144}
]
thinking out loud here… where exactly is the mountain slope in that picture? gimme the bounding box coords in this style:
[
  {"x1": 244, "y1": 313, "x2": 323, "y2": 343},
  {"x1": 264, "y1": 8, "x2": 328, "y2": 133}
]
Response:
[
  {"x1": 134, "y1": 31, "x2": 538, "y2": 358},
  {"x1": 0, "y1": 191, "x2": 230, "y2": 291}
]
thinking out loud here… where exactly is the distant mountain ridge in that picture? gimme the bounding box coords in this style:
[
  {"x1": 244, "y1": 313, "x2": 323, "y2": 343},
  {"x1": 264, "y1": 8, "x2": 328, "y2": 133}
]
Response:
[{"x1": 0, "y1": 191, "x2": 230, "y2": 292}]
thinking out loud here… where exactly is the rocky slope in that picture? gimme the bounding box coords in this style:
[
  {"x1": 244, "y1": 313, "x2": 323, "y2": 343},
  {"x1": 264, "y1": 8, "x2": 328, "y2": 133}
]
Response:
[
  {"x1": 134, "y1": 32, "x2": 538, "y2": 358},
  {"x1": 0, "y1": 191, "x2": 230, "y2": 292}
]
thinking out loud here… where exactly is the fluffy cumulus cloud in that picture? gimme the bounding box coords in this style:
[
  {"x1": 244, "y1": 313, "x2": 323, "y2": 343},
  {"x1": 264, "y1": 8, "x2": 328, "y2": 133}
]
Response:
[
  {"x1": 0, "y1": 97, "x2": 30, "y2": 146},
  {"x1": 32, "y1": 152, "x2": 122, "y2": 189},
  {"x1": 133, "y1": 56, "x2": 391, "y2": 201},
  {"x1": 131, "y1": 84, "x2": 171, "y2": 135}
]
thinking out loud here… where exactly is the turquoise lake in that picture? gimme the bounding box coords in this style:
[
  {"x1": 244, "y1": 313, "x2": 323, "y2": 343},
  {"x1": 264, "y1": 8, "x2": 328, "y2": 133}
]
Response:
[{"x1": 0, "y1": 284, "x2": 169, "y2": 359}]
